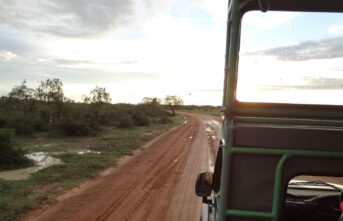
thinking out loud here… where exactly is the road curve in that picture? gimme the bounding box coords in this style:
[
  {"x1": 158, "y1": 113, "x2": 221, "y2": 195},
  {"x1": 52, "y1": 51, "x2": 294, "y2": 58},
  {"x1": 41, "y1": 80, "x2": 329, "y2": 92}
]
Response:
[{"x1": 23, "y1": 113, "x2": 221, "y2": 221}]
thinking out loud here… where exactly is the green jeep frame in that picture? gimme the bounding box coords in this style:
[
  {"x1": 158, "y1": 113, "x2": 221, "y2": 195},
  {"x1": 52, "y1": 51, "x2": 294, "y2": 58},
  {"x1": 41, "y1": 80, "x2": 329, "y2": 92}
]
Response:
[{"x1": 196, "y1": 0, "x2": 343, "y2": 221}]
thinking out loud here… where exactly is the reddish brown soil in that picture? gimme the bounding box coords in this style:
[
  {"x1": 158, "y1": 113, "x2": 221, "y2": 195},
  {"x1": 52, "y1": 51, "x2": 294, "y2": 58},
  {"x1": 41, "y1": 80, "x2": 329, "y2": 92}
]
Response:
[{"x1": 23, "y1": 113, "x2": 221, "y2": 221}]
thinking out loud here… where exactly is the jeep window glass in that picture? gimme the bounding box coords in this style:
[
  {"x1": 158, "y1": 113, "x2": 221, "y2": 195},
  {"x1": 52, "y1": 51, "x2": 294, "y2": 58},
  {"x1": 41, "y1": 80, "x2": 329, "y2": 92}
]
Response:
[{"x1": 236, "y1": 11, "x2": 343, "y2": 105}]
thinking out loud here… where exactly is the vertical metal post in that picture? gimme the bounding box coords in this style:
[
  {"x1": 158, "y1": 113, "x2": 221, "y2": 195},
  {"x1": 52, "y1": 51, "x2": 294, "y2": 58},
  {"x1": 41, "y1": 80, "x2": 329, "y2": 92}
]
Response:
[
  {"x1": 272, "y1": 155, "x2": 289, "y2": 221},
  {"x1": 224, "y1": 0, "x2": 240, "y2": 120}
]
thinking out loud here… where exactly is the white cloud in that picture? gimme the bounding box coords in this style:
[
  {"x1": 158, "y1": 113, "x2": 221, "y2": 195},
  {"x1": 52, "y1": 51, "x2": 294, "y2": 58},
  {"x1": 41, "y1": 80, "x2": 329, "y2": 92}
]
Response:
[
  {"x1": 328, "y1": 25, "x2": 343, "y2": 35},
  {"x1": 0, "y1": 50, "x2": 18, "y2": 61},
  {"x1": 0, "y1": 0, "x2": 226, "y2": 105},
  {"x1": 0, "y1": 0, "x2": 137, "y2": 37},
  {"x1": 244, "y1": 11, "x2": 298, "y2": 29}
]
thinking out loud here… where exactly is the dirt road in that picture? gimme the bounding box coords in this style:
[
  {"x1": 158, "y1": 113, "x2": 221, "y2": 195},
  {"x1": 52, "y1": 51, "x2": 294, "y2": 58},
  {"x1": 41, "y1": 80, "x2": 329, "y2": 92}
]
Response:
[{"x1": 24, "y1": 113, "x2": 221, "y2": 221}]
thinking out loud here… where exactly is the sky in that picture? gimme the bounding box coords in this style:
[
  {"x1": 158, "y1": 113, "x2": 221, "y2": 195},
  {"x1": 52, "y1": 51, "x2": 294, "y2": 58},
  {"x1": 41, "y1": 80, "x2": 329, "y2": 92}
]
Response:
[
  {"x1": 237, "y1": 11, "x2": 343, "y2": 105},
  {"x1": 1, "y1": 2, "x2": 342, "y2": 106},
  {"x1": 0, "y1": 0, "x2": 227, "y2": 105}
]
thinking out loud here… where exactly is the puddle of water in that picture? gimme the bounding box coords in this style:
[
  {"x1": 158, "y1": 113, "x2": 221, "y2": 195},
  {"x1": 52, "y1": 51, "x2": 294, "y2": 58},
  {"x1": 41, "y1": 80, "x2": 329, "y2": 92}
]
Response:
[
  {"x1": 204, "y1": 120, "x2": 221, "y2": 129},
  {"x1": 0, "y1": 152, "x2": 62, "y2": 181},
  {"x1": 78, "y1": 150, "x2": 101, "y2": 155},
  {"x1": 0, "y1": 167, "x2": 41, "y2": 180}
]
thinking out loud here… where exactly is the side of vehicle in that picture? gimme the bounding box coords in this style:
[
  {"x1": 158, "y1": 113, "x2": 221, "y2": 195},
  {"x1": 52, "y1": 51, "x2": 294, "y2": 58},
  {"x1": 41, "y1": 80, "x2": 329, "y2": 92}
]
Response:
[{"x1": 196, "y1": 0, "x2": 343, "y2": 221}]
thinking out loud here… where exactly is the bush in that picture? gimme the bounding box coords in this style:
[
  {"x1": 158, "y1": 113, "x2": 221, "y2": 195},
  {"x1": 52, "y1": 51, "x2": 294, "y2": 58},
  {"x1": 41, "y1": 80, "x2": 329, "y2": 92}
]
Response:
[
  {"x1": 132, "y1": 112, "x2": 150, "y2": 126},
  {"x1": 9, "y1": 120, "x2": 35, "y2": 135},
  {"x1": 117, "y1": 115, "x2": 134, "y2": 128},
  {"x1": 159, "y1": 116, "x2": 171, "y2": 124},
  {"x1": 0, "y1": 129, "x2": 32, "y2": 171},
  {"x1": 33, "y1": 118, "x2": 49, "y2": 132},
  {"x1": 4, "y1": 111, "x2": 36, "y2": 135},
  {"x1": 61, "y1": 119, "x2": 93, "y2": 136},
  {"x1": 0, "y1": 115, "x2": 5, "y2": 128}
]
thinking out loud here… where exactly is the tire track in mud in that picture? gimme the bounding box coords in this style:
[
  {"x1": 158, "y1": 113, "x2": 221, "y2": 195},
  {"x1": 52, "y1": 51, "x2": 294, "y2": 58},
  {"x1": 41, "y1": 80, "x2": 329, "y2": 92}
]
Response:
[{"x1": 111, "y1": 116, "x2": 199, "y2": 221}]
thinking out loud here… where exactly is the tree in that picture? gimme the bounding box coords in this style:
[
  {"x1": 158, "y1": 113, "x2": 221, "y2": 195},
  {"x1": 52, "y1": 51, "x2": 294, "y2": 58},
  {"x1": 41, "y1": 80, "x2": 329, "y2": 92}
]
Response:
[
  {"x1": 7, "y1": 80, "x2": 36, "y2": 113},
  {"x1": 83, "y1": 86, "x2": 112, "y2": 125},
  {"x1": 8, "y1": 80, "x2": 34, "y2": 100},
  {"x1": 35, "y1": 79, "x2": 64, "y2": 103},
  {"x1": 83, "y1": 86, "x2": 111, "y2": 104},
  {"x1": 164, "y1": 95, "x2": 183, "y2": 116},
  {"x1": 142, "y1": 97, "x2": 161, "y2": 106},
  {"x1": 35, "y1": 79, "x2": 65, "y2": 126}
]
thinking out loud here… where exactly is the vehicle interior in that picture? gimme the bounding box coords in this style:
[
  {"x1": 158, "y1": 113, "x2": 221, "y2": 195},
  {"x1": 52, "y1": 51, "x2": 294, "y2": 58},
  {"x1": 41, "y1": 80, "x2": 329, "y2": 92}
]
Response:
[{"x1": 196, "y1": 0, "x2": 343, "y2": 220}]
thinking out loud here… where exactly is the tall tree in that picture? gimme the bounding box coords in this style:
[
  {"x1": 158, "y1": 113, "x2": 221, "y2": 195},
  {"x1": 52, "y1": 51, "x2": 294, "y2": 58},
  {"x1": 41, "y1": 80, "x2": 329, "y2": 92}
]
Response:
[
  {"x1": 8, "y1": 80, "x2": 36, "y2": 113},
  {"x1": 83, "y1": 86, "x2": 111, "y2": 104},
  {"x1": 8, "y1": 80, "x2": 34, "y2": 100},
  {"x1": 142, "y1": 97, "x2": 161, "y2": 106},
  {"x1": 35, "y1": 79, "x2": 65, "y2": 126},
  {"x1": 83, "y1": 86, "x2": 112, "y2": 124},
  {"x1": 35, "y1": 79, "x2": 64, "y2": 103},
  {"x1": 164, "y1": 95, "x2": 183, "y2": 116}
]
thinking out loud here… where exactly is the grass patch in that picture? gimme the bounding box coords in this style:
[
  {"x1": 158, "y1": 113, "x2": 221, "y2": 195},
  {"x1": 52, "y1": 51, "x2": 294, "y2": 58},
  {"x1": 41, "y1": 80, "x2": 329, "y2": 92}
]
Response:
[
  {"x1": 0, "y1": 115, "x2": 183, "y2": 221},
  {"x1": 179, "y1": 108, "x2": 221, "y2": 117}
]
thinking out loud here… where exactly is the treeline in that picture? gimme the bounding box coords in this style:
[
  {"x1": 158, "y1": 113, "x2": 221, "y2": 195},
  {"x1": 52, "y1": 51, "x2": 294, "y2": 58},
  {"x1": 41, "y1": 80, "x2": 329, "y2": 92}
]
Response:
[
  {"x1": 0, "y1": 79, "x2": 176, "y2": 137},
  {"x1": 0, "y1": 79, "x2": 184, "y2": 170}
]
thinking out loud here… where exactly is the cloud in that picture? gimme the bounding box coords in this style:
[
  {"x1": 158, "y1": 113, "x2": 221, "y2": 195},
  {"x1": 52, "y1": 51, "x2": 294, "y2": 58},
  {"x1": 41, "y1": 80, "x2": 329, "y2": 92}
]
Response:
[
  {"x1": 256, "y1": 77, "x2": 343, "y2": 91},
  {"x1": 0, "y1": 49, "x2": 18, "y2": 61},
  {"x1": 0, "y1": 0, "x2": 138, "y2": 37},
  {"x1": 248, "y1": 37, "x2": 343, "y2": 61},
  {"x1": 243, "y1": 11, "x2": 298, "y2": 29},
  {"x1": 52, "y1": 58, "x2": 138, "y2": 66},
  {"x1": 0, "y1": 0, "x2": 224, "y2": 38},
  {"x1": 328, "y1": 25, "x2": 343, "y2": 35}
]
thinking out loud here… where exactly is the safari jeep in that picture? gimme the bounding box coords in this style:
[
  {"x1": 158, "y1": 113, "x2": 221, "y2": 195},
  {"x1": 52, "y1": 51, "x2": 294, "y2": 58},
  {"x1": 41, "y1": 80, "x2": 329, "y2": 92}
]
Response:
[{"x1": 196, "y1": 0, "x2": 343, "y2": 221}]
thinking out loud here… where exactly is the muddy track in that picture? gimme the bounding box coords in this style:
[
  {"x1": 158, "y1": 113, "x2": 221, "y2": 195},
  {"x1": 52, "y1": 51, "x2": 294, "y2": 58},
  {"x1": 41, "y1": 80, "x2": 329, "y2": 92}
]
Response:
[{"x1": 23, "y1": 113, "x2": 221, "y2": 221}]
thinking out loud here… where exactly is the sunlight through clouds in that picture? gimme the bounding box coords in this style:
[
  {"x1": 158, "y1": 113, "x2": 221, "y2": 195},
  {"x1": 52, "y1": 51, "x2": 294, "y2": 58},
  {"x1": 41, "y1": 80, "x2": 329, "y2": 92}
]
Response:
[
  {"x1": 328, "y1": 25, "x2": 343, "y2": 35},
  {"x1": 244, "y1": 11, "x2": 298, "y2": 29},
  {"x1": 0, "y1": 50, "x2": 18, "y2": 61},
  {"x1": 0, "y1": 0, "x2": 227, "y2": 105}
]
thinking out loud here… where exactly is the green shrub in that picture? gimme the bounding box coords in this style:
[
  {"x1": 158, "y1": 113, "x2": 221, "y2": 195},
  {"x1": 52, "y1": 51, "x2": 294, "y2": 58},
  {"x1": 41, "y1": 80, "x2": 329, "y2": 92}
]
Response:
[
  {"x1": 132, "y1": 112, "x2": 150, "y2": 126},
  {"x1": 0, "y1": 115, "x2": 5, "y2": 128},
  {"x1": 5, "y1": 111, "x2": 36, "y2": 135},
  {"x1": 0, "y1": 129, "x2": 32, "y2": 171},
  {"x1": 33, "y1": 118, "x2": 49, "y2": 132},
  {"x1": 117, "y1": 115, "x2": 134, "y2": 128},
  {"x1": 9, "y1": 120, "x2": 35, "y2": 135},
  {"x1": 159, "y1": 116, "x2": 171, "y2": 124},
  {"x1": 61, "y1": 119, "x2": 93, "y2": 136}
]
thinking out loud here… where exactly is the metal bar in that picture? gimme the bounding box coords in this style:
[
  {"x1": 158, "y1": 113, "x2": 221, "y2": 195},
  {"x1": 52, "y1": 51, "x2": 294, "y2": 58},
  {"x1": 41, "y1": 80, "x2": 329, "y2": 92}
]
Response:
[
  {"x1": 225, "y1": 209, "x2": 273, "y2": 218},
  {"x1": 234, "y1": 105, "x2": 343, "y2": 120},
  {"x1": 222, "y1": 0, "x2": 232, "y2": 106},
  {"x1": 272, "y1": 155, "x2": 289, "y2": 221},
  {"x1": 224, "y1": 0, "x2": 240, "y2": 119},
  {"x1": 230, "y1": 147, "x2": 343, "y2": 158},
  {"x1": 234, "y1": 116, "x2": 343, "y2": 127}
]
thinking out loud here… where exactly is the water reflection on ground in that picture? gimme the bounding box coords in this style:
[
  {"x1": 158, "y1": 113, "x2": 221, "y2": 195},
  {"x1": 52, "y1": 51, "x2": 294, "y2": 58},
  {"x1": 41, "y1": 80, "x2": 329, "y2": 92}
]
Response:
[{"x1": 0, "y1": 152, "x2": 62, "y2": 181}]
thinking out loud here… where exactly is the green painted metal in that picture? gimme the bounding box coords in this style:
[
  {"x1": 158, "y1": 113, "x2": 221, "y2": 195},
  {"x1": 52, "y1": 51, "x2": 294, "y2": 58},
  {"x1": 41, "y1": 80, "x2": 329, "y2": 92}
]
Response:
[
  {"x1": 234, "y1": 105, "x2": 343, "y2": 120},
  {"x1": 272, "y1": 155, "x2": 289, "y2": 221},
  {"x1": 230, "y1": 147, "x2": 343, "y2": 158},
  {"x1": 222, "y1": 147, "x2": 343, "y2": 220},
  {"x1": 218, "y1": 0, "x2": 343, "y2": 220},
  {"x1": 225, "y1": 209, "x2": 273, "y2": 218},
  {"x1": 224, "y1": 0, "x2": 240, "y2": 119},
  {"x1": 234, "y1": 116, "x2": 343, "y2": 127}
]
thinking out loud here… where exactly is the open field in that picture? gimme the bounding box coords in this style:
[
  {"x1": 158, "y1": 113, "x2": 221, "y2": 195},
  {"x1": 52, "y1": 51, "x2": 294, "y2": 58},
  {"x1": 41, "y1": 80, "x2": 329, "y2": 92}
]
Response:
[{"x1": 0, "y1": 116, "x2": 183, "y2": 221}]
